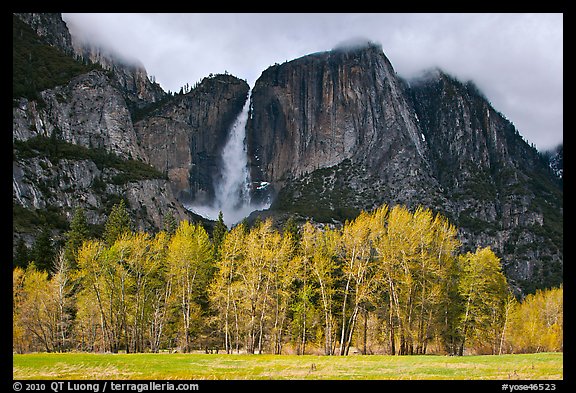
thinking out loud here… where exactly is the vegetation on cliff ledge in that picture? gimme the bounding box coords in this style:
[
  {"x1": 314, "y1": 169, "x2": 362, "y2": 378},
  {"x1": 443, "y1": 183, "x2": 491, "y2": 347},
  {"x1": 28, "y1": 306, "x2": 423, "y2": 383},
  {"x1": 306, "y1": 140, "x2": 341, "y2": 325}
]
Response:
[{"x1": 12, "y1": 14, "x2": 101, "y2": 102}]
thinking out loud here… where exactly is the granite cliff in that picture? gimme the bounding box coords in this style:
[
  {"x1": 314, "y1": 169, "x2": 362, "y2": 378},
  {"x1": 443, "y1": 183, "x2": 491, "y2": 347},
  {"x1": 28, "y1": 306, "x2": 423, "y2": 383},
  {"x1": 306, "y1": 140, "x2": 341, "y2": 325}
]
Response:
[
  {"x1": 248, "y1": 43, "x2": 440, "y2": 210},
  {"x1": 134, "y1": 74, "x2": 249, "y2": 204},
  {"x1": 13, "y1": 13, "x2": 181, "y2": 247},
  {"x1": 13, "y1": 13, "x2": 251, "y2": 250}
]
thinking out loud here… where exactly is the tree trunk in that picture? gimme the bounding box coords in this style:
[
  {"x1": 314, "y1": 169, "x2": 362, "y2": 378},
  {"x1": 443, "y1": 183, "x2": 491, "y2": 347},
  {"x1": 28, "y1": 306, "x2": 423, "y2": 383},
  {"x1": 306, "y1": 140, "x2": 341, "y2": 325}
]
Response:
[
  {"x1": 344, "y1": 304, "x2": 360, "y2": 355},
  {"x1": 363, "y1": 308, "x2": 368, "y2": 355},
  {"x1": 389, "y1": 292, "x2": 395, "y2": 355},
  {"x1": 339, "y1": 271, "x2": 353, "y2": 355}
]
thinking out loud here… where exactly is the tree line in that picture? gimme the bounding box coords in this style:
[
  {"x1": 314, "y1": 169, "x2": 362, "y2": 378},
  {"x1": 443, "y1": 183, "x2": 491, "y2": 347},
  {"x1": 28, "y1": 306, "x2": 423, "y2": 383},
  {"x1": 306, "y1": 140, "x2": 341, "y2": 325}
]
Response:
[{"x1": 12, "y1": 202, "x2": 562, "y2": 355}]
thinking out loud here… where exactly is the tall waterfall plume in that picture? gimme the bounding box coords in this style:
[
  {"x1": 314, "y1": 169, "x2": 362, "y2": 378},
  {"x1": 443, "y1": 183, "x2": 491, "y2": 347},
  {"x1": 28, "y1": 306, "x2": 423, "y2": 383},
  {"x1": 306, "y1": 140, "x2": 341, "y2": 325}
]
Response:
[{"x1": 186, "y1": 90, "x2": 268, "y2": 226}]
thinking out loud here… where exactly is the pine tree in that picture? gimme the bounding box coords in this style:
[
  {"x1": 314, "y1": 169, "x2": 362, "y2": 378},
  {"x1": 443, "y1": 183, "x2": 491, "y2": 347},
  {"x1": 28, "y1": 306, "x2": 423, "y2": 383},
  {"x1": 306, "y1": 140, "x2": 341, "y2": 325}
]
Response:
[
  {"x1": 283, "y1": 216, "x2": 301, "y2": 247},
  {"x1": 163, "y1": 212, "x2": 178, "y2": 236},
  {"x1": 64, "y1": 207, "x2": 90, "y2": 268},
  {"x1": 103, "y1": 200, "x2": 132, "y2": 246},
  {"x1": 30, "y1": 226, "x2": 55, "y2": 273},
  {"x1": 13, "y1": 238, "x2": 30, "y2": 269},
  {"x1": 212, "y1": 211, "x2": 228, "y2": 259}
]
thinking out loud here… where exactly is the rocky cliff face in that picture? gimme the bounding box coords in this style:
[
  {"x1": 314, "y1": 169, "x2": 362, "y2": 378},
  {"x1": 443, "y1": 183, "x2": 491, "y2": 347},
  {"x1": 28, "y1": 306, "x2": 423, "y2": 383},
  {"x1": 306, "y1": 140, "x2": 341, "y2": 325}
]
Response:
[
  {"x1": 12, "y1": 13, "x2": 191, "y2": 246},
  {"x1": 134, "y1": 74, "x2": 250, "y2": 203},
  {"x1": 72, "y1": 41, "x2": 166, "y2": 112},
  {"x1": 248, "y1": 43, "x2": 562, "y2": 294},
  {"x1": 13, "y1": 13, "x2": 251, "y2": 249},
  {"x1": 249, "y1": 43, "x2": 430, "y2": 188},
  {"x1": 14, "y1": 12, "x2": 75, "y2": 56},
  {"x1": 543, "y1": 144, "x2": 563, "y2": 180},
  {"x1": 408, "y1": 69, "x2": 562, "y2": 292},
  {"x1": 248, "y1": 43, "x2": 445, "y2": 218},
  {"x1": 14, "y1": 70, "x2": 145, "y2": 160}
]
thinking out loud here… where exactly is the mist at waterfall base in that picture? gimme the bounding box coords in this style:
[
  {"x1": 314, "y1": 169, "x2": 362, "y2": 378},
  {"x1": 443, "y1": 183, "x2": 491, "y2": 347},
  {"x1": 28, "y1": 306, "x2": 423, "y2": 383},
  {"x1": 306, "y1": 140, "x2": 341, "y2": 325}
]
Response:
[{"x1": 184, "y1": 94, "x2": 270, "y2": 227}]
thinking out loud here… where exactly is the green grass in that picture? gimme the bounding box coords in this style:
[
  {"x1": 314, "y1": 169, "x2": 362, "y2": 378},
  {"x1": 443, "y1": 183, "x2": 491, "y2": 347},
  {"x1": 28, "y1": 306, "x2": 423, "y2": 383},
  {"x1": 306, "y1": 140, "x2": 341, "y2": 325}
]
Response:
[{"x1": 12, "y1": 352, "x2": 562, "y2": 380}]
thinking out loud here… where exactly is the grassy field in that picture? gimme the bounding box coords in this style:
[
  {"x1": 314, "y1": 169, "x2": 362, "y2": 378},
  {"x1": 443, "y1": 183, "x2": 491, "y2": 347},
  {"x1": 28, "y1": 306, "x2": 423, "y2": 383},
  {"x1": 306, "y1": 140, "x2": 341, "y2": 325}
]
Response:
[{"x1": 13, "y1": 352, "x2": 562, "y2": 380}]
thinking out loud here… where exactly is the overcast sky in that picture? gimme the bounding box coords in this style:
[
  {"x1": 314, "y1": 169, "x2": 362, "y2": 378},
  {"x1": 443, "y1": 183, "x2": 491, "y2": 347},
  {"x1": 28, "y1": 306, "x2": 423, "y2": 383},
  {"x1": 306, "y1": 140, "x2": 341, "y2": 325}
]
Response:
[{"x1": 62, "y1": 13, "x2": 563, "y2": 152}]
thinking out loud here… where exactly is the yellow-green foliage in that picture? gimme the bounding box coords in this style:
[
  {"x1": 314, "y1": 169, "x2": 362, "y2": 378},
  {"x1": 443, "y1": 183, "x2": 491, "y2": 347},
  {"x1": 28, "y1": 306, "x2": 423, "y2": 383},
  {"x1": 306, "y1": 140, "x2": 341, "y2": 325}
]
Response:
[
  {"x1": 502, "y1": 286, "x2": 563, "y2": 353},
  {"x1": 12, "y1": 204, "x2": 563, "y2": 356}
]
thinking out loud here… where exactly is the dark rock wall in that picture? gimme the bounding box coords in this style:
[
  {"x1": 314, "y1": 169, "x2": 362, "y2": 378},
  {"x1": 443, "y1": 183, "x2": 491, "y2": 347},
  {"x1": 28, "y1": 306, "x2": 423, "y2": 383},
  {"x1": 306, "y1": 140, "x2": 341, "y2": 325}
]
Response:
[
  {"x1": 134, "y1": 75, "x2": 250, "y2": 203},
  {"x1": 248, "y1": 44, "x2": 428, "y2": 187}
]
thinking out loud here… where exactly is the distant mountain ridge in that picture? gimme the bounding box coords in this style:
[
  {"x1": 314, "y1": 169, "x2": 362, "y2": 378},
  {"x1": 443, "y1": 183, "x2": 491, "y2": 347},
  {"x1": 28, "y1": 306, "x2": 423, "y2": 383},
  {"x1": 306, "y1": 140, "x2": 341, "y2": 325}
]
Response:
[{"x1": 12, "y1": 14, "x2": 562, "y2": 295}]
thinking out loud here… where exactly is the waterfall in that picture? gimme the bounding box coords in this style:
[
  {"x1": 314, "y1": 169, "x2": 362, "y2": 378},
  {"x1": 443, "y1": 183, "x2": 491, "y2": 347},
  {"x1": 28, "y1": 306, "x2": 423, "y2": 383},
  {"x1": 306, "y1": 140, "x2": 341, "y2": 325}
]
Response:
[
  {"x1": 186, "y1": 90, "x2": 267, "y2": 227},
  {"x1": 214, "y1": 96, "x2": 251, "y2": 213}
]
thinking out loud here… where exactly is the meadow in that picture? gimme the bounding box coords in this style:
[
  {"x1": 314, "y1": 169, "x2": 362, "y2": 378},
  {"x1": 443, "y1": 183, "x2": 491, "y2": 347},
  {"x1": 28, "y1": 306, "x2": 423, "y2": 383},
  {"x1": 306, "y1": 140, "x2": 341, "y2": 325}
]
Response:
[{"x1": 13, "y1": 352, "x2": 562, "y2": 380}]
